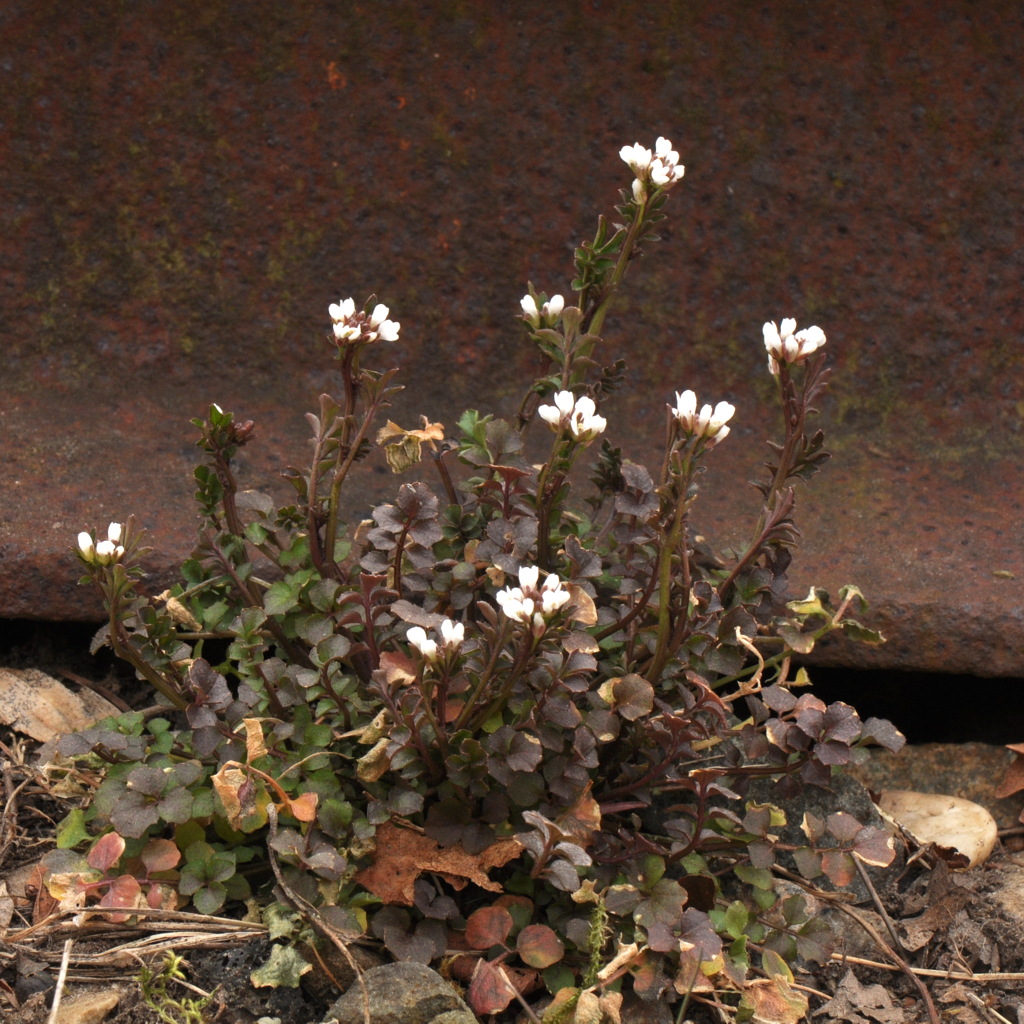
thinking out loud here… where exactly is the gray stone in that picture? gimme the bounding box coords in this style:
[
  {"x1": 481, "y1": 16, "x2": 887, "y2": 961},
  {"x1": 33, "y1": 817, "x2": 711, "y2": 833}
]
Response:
[{"x1": 322, "y1": 962, "x2": 472, "y2": 1024}]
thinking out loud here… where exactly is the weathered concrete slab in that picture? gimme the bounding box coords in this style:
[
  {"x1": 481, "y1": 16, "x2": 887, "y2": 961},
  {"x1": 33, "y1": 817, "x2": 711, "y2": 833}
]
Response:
[{"x1": 2, "y1": 1, "x2": 1022, "y2": 674}]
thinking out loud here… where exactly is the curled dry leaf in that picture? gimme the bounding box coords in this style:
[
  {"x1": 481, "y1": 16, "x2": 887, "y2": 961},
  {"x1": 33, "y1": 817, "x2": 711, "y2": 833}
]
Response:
[
  {"x1": 877, "y1": 789, "x2": 996, "y2": 869},
  {"x1": 356, "y1": 821, "x2": 523, "y2": 905}
]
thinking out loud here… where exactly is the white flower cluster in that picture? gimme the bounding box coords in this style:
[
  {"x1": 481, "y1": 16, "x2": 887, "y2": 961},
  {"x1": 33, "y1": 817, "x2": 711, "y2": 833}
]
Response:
[
  {"x1": 520, "y1": 293, "x2": 565, "y2": 329},
  {"x1": 620, "y1": 137, "x2": 685, "y2": 202},
  {"x1": 407, "y1": 618, "x2": 464, "y2": 663},
  {"x1": 329, "y1": 298, "x2": 400, "y2": 344},
  {"x1": 495, "y1": 565, "x2": 571, "y2": 633},
  {"x1": 537, "y1": 390, "x2": 607, "y2": 442},
  {"x1": 763, "y1": 318, "x2": 826, "y2": 375},
  {"x1": 670, "y1": 390, "x2": 735, "y2": 447},
  {"x1": 77, "y1": 522, "x2": 125, "y2": 565}
]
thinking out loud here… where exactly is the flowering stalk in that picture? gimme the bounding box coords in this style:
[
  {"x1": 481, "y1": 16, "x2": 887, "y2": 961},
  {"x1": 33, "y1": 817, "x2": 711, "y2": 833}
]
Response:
[
  {"x1": 718, "y1": 320, "x2": 829, "y2": 605},
  {"x1": 585, "y1": 138, "x2": 685, "y2": 339},
  {"x1": 76, "y1": 520, "x2": 188, "y2": 710},
  {"x1": 533, "y1": 390, "x2": 607, "y2": 568},
  {"x1": 317, "y1": 298, "x2": 403, "y2": 575},
  {"x1": 408, "y1": 619, "x2": 465, "y2": 759},
  {"x1": 646, "y1": 392, "x2": 736, "y2": 682}
]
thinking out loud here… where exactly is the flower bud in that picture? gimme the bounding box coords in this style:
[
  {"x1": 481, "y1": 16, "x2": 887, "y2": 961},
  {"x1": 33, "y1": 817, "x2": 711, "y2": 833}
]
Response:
[{"x1": 407, "y1": 626, "x2": 438, "y2": 662}]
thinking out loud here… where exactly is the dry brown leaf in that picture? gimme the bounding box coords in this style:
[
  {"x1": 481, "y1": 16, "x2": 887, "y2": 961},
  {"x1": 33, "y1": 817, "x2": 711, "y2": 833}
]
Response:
[
  {"x1": 877, "y1": 790, "x2": 996, "y2": 869},
  {"x1": 54, "y1": 987, "x2": 123, "y2": 1024},
  {"x1": 815, "y1": 968, "x2": 906, "y2": 1024},
  {"x1": 994, "y1": 743, "x2": 1024, "y2": 799},
  {"x1": 0, "y1": 667, "x2": 119, "y2": 742},
  {"x1": 356, "y1": 822, "x2": 523, "y2": 905},
  {"x1": 555, "y1": 783, "x2": 602, "y2": 847},
  {"x1": 740, "y1": 976, "x2": 809, "y2": 1024},
  {"x1": 243, "y1": 718, "x2": 269, "y2": 762},
  {"x1": 566, "y1": 584, "x2": 598, "y2": 626}
]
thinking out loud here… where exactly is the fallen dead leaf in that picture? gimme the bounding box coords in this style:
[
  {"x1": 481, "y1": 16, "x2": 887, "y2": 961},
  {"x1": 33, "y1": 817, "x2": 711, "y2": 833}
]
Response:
[
  {"x1": 995, "y1": 742, "x2": 1024, "y2": 801},
  {"x1": 0, "y1": 668, "x2": 119, "y2": 742},
  {"x1": 877, "y1": 789, "x2": 997, "y2": 869},
  {"x1": 55, "y1": 986, "x2": 122, "y2": 1024},
  {"x1": 816, "y1": 968, "x2": 906, "y2": 1023},
  {"x1": 356, "y1": 822, "x2": 523, "y2": 905}
]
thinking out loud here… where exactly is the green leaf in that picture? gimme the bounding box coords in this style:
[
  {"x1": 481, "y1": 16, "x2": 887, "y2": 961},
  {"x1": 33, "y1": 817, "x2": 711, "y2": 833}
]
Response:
[
  {"x1": 250, "y1": 944, "x2": 312, "y2": 989},
  {"x1": 264, "y1": 580, "x2": 300, "y2": 617},
  {"x1": 57, "y1": 809, "x2": 91, "y2": 850},
  {"x1": 634, "y1": 878, "x2": 687, "y2": 930},
  {"x1": 263, "y1": 901, "x2": 304, "y2": 940},
  {"x1": 734, "y1": 864, "x2": 773, "y2": 891},
  {"x1": 840, "y1": 620, "x2": 885, "y2": 644},
  {"x1": 191, "y1": 881, "x2": 228, "y2": 915}
]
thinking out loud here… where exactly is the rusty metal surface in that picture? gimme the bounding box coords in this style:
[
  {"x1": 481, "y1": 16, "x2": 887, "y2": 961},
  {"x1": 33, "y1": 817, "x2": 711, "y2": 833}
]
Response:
[{"x1": 1, "y1": 1, "x2": 1022, "y2": 673}]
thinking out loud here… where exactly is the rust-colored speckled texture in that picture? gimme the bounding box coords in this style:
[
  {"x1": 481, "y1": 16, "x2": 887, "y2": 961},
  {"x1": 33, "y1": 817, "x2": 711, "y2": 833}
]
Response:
[{"x1": 1, "y1": 2, "x2": 1022, "y2": 673}]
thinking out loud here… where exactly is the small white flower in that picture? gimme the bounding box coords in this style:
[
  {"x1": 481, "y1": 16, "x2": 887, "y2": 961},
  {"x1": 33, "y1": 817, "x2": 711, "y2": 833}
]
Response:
[
  {"x1": 328, "y1": 297, "x2": 355, "y2": 322},
  {"x1": 540, "y1": 574, "x2": 571, "y2": 615},
  {"x1": 620, "y1": 142, "x2": 653, "y2": 174},
  {"x1": 496, "y1": 566, "x2": 572, "y2": 634},
  {"x1": 537, "y1": 390, "x2": 607, "y2": 442},
  {"x1": 671, "y1": 390, "x2": 735, "y2": 447},
  {"x1": 622, "y1": 136, "x2": 685, "y2": 201},
  {"x1": 518, "y1": 565, "x2": 540, "y2": 590},
  {"x1": 520, "y1": 293, "x2": 565, "y2": 329},
  {"x1": 78, "y1": 524, "x2": 125, "y2": 565},
  {"x1": 520, "y1": 294, "x2": 540, "y2": 326},
  {"x1": 368, "y1": 303, "x2": 401, "y2": 342},
  {"x1": 329, "y1": 297, "x2": 400, "y2": 345},
  {"x1": 544, "y1": 294, "x2": 564, "y2": 320},
  {"x1": 496, "y1": 587, "x2": 535, "y2": 626},
  {"x1": 94, "y1": 540, "x2": 125, "y2": 566},
  {"x1": 567, "y1": 395, "x2": 607, "y2": 441},
  {"x1": 407, "y1": 626, "x2": 438, "y2": 662},
  {"x1": 763, "y1": 319, "x2": 826, "y2": 375},
  {"x1": 439, "y1": 618, "x2": 465, "y2": 650}
]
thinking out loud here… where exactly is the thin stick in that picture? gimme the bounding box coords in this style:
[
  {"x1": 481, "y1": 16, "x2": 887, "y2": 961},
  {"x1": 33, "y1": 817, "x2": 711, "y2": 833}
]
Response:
[
  {"x1": 46, "y1": 939, "x2": 74, "y2": 1024},
  {"x1": 962, "y1": 988, "x2": 1014, "y2": 1024},
  {"x1": 854, "y1": 856, "x2": 904, "y2": 956},
  {"x1": 833, "y1": 953, "x2": 1024, "y2": 983}
]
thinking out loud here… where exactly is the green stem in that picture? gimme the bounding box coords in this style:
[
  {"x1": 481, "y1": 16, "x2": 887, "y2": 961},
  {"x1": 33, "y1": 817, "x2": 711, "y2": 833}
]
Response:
[
  {"x1": 465, "y1": 642, "x2": 533, "y2": 734},
  {"x1": 323, "y1": 370, "x2": 398, "y2": 574},
  {"x1": 452, "y1": 621, "x2": 514, "y2": 732},
  {"x1": 585, "y1": 197, "x2": 648, "y2": 339},
  {"x1": 108, "y1": 608, "x2": 187, "y2": 711},
  {"x1": 647, "y1": 454, "x2": 693, "y2": 684}
]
